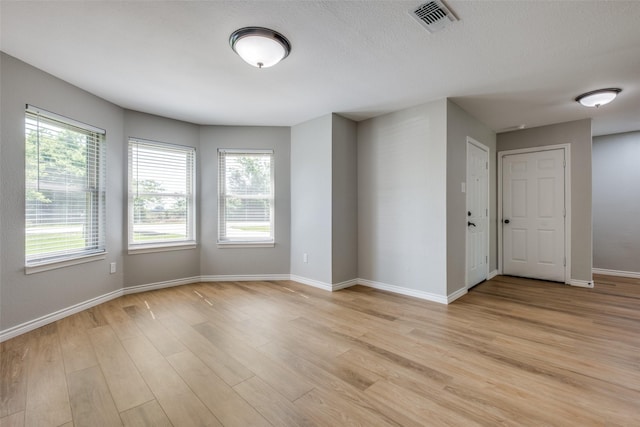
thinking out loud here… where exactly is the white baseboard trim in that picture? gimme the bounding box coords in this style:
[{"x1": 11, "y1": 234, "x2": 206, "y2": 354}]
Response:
[
  {"x1": 287, "y1": 276, "x2": 357, "y2": 292},
  {"x1": 488, "y1": 269, "x2": 499, "y2": 280},
  {"x1": 123, "y1": 276, "x2": 201, "y2": 295},
  {"x1": 288, "y1": 274, "x2": 359, "y2": 292},
  {"x1": 289, "y1": 275, "x2": 332, "y2": 291},
  {"x1": 200, "y1": 274, "x2": 291, "y2": 282},
  {"x1": 568, "y1": 278, "x2": 594, "y2": 288},
  {"x1": 592, "y1": 268, "x2": 640, "y2": 279},
  {"x1": 357, "y1": 278, "x2": 448, "y2": 305},
  {"x1": 0, "y1": 288, "x2": 123, "y2": 342},
  {"x1": 332, "y1": 278, "x2": 358, "y2": 291},
  {"x1": 447, "y1": 287, "x2": 468, "y2": 303}
]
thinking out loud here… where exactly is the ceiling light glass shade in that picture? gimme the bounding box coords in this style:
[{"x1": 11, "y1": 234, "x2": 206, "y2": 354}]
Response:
[
  {"x1": 230, "y1": 27, "x2": 291, "y2": 68},
  {"x1": 575, "y1": 88, "x2": 621, "y2": 107}
]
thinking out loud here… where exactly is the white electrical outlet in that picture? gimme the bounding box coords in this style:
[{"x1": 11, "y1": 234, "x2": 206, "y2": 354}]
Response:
[
  {"x1": 303, "y1": 253, "x2": 308, "y2": 263},
  {"x1": 110, "y1": 262, "x2": 116, "y2": 274}
]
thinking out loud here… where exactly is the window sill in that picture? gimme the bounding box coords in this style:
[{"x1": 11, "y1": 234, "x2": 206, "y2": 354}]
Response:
[
  {"x1": 25, "y1": 252, "x2": 107, "y2": 275},
  {"x1": 128, "y1": 242, "x2": 197, "y2": 255},
  {"x1": 217, "y1": 241, "x2": 275, "y2": 249}
]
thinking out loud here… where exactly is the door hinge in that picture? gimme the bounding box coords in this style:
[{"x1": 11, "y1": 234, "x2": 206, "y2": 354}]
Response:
[
  {"x1": 563, "y1": 208, "x2": 566, "y2": 218},
  {"x1": 486, "y1": 255, "x2": 488, "y2": 263},
  {"x1": 486, "y1": 162, "x2": 489, "y2": 170},
  {"x1": 564, "y1": 257, "x2": 566, "y2": 267},
  {"x1": 563, "y1": 160, "x2": 566, "y2": 168},
  {"x1": 485, "y1": 208, "x2": 488, "y2": 216}
]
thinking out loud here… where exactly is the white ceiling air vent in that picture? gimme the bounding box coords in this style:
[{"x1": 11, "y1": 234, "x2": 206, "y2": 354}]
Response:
[{"x1": 410, "y1": 1, "x2": 458, "y2": 33}]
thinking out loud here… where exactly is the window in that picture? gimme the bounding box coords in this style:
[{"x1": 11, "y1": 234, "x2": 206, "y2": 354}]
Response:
[
  {"x1": 25, "y1": 105, "x2": 106, "y2": 270},
  {"x1": 128, "y1": 138, "x2": 196, "y2": 252},
  {"x1": 218, "y1": 149, "x2": 274, "y2": 246}
]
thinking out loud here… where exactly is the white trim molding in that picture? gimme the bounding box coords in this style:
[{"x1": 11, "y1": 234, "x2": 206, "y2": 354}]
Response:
[
  {"x1": 216, "y1": 242, "x2": 275, "y2": 249},
  {"x1": 288, "y1": 275, "x2": 332, "y2": 291},
  {"x1": 25, "y1": 252, "x2": 107, "y2": 275},
  {"x1": 568, "y1": 278, "x2": 594, "y2": 288},
  {"x1": 123, "y1": 276, "x2": 201, "y2": 295},
  {"x1": 488, "y1": 270, "x2": 499, "y2": 280},
  {"x1": 0, "y1": 288, "x2": 123, "y2": 342},
  {"x1": 357, "y1": 278, "x2": 449, "y2": 305},
  {"x1": 592, "y1": 268, "x2": 640, "y2": 279},
  {"x1": 128, "y1": 243, "x2": 197, "y2": 255},
  {"x1": 201, "y1": 274, "x2": 290, "y2": 283},
  {"x1": 332, "y1": 278, "x2": 358, "y2": 291},
  {"x1": 447, "y1": 287, "x2": 468, "y2": 303}
]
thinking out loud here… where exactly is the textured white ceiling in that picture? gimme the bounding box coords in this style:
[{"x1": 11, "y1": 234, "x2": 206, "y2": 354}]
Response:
[{"x1": 1, "y1": 1, "x2": 639, "y2": 135}]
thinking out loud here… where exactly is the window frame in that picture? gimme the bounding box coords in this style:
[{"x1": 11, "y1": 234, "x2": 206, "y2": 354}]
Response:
[
  {"x1": 24, "y1": 105, "x2": 107, "y2": 274},
  {"x1": 128, "y1": 137, "x2": 197, "y2": 253},
  {"x1": 217, "y1": 149, "x2": 275, "y2": 248}
]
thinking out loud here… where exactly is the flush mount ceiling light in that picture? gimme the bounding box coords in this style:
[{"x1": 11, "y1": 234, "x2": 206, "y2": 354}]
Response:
[
  {"x1": 229, "y1": 27, "x2": 291, "y2": 68},
  {"x1": 575, "y1": 88, "x2": 621, "y2": 108}
]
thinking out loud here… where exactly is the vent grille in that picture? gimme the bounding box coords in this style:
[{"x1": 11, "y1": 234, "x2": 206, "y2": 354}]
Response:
[{"x1": 411, "y1": 1, "x2": 458, "y2": 33}]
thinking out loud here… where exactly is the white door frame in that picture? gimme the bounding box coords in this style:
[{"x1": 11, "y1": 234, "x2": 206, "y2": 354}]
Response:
[
  {"x1": 497, "y1": 144, "x2": 571, "y2": 284},
  {"x1": 466, "y1": 137, "x2": 490, "y2": 289}
]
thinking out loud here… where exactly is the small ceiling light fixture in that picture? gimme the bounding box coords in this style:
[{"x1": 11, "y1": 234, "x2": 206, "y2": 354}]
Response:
[
  {"x1": 229, "y1": 27, "x2": 291, "y2": 68},
  {"x1": 575, "y1": 88, "x2": 621, "y2": 108}
]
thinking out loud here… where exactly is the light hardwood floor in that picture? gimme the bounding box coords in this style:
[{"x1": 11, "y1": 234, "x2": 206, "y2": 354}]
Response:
[{"x1": 2, "y1": 274, "x2": 639, "y2": 426}]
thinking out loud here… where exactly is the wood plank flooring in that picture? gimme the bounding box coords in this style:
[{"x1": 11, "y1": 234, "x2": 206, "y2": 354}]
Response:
[{"x1": 1, "y1": 274, "x2": 639, "y2": 426}]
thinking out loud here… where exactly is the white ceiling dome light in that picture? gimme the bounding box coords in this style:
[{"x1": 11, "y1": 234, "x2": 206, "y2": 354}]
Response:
[
  {"x1": 229, "y1": 27, "x2": 291, "y2": 68},
  {"x1": 575, "y1": 88, "x2": 621, "y2": 108}
]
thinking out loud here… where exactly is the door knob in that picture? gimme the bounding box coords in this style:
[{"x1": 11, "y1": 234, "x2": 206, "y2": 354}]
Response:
[
  {"x1": 504, "y1": 219, "x2": 510, "y2": 224},
  {"x1": 468, "y1": 221, "x2": 476, "y2": 227}
]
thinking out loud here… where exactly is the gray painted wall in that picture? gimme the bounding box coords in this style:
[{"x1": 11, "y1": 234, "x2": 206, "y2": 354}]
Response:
[
  {"x1": 331, "y1": 114, "x2": 358, "y2": 284},
  {"x1": 290, "y1": 114, "x2": 358, "y2": 286},
  {"x1": 290, "y1": 115, "x2": 333, "y2": 284},
  {"x1": 199, "y1": 125, "x2": 291, "y2": 276},
  {"x1": 1, "y1": 53, "x2": 125, "y2": 330},
  {"x1": 122, "y1": 110, "x2": 201, "y2": 286},
  {"x1": 497, "y1": 119, "x2": 593, "y2": 282},
  {"x1": 592, "y1": 131, "x2": 640, "y2": 273},
  {"x1": 446, "y1": 100, "x2": 497, "y2": 295},
  {"x1": 358, "y1": 100, "x2": 448, "y2": 296}
]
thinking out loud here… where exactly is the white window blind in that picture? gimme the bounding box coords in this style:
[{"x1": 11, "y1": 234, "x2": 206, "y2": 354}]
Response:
[
  {"x1": 218, "y1": 149, "x2": 274, "y2": 244},
  {"x1": 25, "y1": 105, "x2": 106, "y2": 267},
  {"x1": 128, "y1": 138, "x2": 196, "y2": 249}
]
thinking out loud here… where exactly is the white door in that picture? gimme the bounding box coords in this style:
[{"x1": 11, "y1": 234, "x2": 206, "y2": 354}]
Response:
[
  {"x1": 502, "y1": 149, "x2": 565, "y2": 282},
  {"x1": 466, "y1": 140, "x2": 489, "y2": 288}
]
